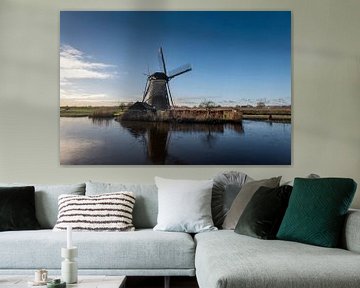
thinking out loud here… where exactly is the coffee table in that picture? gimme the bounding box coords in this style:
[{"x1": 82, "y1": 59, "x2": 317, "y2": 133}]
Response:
[{"x1": 0, "y1": 275, "x2": 126, "y2": 288}]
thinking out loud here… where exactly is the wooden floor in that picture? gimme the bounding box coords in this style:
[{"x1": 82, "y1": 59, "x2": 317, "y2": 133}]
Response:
[{"x1": 126, "y1": 276, "x2": 199, "y2": 288}]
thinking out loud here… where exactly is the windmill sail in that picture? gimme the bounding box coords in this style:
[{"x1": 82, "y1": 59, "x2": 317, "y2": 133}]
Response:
[
  {"x1": 159, "y1": 47, "x2": 167, "y2": 75},
  {"x1": 168, "y1": 64, "x2": 192, "y2": 79}
]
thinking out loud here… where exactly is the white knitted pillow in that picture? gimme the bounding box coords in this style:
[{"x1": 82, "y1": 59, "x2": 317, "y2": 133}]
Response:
[{"x1": 53, "y1": 192, "x2": 135, "y2": 231}]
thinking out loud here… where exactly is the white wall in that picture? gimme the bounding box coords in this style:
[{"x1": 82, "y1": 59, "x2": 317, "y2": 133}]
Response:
[{"x1": 0, "y1": 0, "x2": 359, "y2": 207}]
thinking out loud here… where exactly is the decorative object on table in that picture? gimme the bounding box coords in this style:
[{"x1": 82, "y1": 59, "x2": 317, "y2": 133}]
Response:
[
  {"x1": 27, "y1": 269, "x2": 51, "y2": 287},
  {"x1": 47, "y1": 279, "x2": 66, "y2": 288},
  {"x1": 61, "y1": 226, "x2": 78, "y2": 284},
  {"x1": 35, "y1": 269, "x2": 48, "y2": 283}
]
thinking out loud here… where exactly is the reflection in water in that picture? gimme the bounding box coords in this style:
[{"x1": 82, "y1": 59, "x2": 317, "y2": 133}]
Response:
[
  {"x1": 119, "y1": 121, "x2": 244, "y2": 164},
  {"x1": 91, "y1": 118, "x2": 113, "y2": 127},
  {"x1": 60, "y1": 117, "x2": 290, "y2": 165},
  {"x1": 148, "y1": 123, "x2": 170, "y2": 164}
]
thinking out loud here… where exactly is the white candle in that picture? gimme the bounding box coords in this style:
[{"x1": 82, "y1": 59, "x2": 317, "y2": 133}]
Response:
[{"x1": 67, "y1": 225, "x2": 72, "y2": 249}]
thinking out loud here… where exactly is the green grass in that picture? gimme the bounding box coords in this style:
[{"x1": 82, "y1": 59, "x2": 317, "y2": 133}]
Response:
[
  {"x1": 60, "y1": 105, "x2": 291, "y2": 122},
  {"x1": 60, "y1": 106, "x2": 124, "y2": 118}
]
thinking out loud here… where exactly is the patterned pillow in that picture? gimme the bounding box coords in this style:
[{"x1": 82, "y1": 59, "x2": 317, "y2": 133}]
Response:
[
  {"x1": 53, "y1": 192, "x2": 135, "y2": 232},
  {"x1": 212, "y1": 171, "x2": 251, "y2": 228}
]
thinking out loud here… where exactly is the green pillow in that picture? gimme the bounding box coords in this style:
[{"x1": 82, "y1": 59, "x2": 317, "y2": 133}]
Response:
[{"x1": 277, "y1": 178, "x2": 357, "y2": 247}]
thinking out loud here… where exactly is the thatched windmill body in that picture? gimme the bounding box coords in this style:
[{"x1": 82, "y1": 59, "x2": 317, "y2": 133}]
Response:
[{"x1": 142, "y1": 47, "x2": 192, "y2": 110}]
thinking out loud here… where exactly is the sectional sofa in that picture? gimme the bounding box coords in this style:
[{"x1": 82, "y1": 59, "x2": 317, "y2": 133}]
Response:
[{"x1": 0, "y1": 181, "x2": 360, "y2": 288}]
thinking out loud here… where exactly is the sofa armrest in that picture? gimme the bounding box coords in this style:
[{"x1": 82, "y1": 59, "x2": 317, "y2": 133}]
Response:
[{"x1": 342, "y1": 209, "x2": 360, "y2": 253}]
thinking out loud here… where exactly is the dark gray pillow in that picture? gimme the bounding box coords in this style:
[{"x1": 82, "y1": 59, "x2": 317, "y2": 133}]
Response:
[
  {"x1": 223, "y1": 176, "x2": 282, "y2": 230},
  {"x1": 235, "y1": 185, "x2": 292, "y2": 239},
  {"x1": 212, "y1": 171, "x2": 251, "y2": 228}
]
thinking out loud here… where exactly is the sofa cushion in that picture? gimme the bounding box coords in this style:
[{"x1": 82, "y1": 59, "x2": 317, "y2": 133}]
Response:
[
  {"x1": 277, "y1": 178, "x2": 357, "y2": 247},
  {"x1": 0, "y1": 186, "x2": 40, "y2": 231},
  {"x1": 154, "y1": 177, "x2": 216, "y2": 233},
  {"x1": 0, "y1": 229, "x2": 195, "y2": 271},
  {"x1": 222, "y1": 176, "x2": 281, "y2": 229},
  {"x1": 234, "y1": 185, "x2": 292, "y2": 239},
  {"x1": 342, "y1": 209, "x2": 360, "y2": 253},
  {"x1": 53, "y1": 192, "x2": 136, "y2": 232},
  {"x1": 86, "y1": 182, "x2": 158, "y2": 229},
  {"x1": 212, "y1": 171, "x2": 251, "y2": 228},
  {"x1": 195, "y1": 230, "x2": 360, "y2": 288},
  {"x1": 0, "y1": 183, "x2": 86, "y2": 228}
]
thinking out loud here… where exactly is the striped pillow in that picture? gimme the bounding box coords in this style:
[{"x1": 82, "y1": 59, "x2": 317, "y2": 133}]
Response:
[{"x1": 53, "y1": 192, "x2": 135, "y2": 232}]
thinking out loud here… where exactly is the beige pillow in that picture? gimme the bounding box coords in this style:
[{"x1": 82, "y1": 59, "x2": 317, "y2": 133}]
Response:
[{"x1": 222, "y1": 176, "x2": 281, "y2": 230}]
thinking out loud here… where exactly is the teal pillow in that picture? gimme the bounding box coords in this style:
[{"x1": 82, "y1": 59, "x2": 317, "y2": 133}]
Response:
[{"x1": 277, "y1": 178, "x2": 357, "y2": 247}]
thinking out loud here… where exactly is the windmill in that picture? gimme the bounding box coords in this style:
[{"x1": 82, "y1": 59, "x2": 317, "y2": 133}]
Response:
[{"x1": 142, "y1": 47, "x2": 192, "y2": 110}]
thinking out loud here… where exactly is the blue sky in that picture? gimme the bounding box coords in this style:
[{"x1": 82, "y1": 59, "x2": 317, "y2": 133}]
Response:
[{"x1": 60, "y1": 11, "x2": 291, "y2": 106}]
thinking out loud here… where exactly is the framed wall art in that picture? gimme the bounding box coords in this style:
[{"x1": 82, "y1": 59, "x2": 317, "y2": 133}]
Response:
[{"x1": 60, "y1": 11, "x2": 291, "y2": 165}]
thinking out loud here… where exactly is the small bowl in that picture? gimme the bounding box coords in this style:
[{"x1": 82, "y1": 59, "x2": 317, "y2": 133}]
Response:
[{"x1": 47, "y1": 279, "x2": 66, "y2": 288}]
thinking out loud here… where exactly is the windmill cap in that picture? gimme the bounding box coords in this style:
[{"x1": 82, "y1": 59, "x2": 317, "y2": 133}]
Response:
[{"x1": 150, "y1": 72, "x2": 168, "y2": 80}]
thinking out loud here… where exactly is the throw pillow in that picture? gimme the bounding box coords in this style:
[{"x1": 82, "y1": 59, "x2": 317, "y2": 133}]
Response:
[
  {"x1": 234, "y1": 185, "x2": 293, "y2": 239},
  {"x1": 0, "y1": 182, "x2": 86, "y2": 228},
  {"x1": 153, "y1": 177, "x2": 217, "y2": 233},
  {"x1": 0, "y1": 186, "x2": 41, "y2": 231},
  {"x1": 212, "y1": 171, "x2": 252, "y2": 228},
  {"x1": 86, "y1": 181, "x2": 158, "y2": 229},
  {"x1": 222, "y1": 176, "x2": 281, "y2": 230},
  {"x1": 277, "y1": 178, "x2": 357, "y2": 248},
  {"x1": 53, "y1": 192, "x2": 136, "y2": 231}
]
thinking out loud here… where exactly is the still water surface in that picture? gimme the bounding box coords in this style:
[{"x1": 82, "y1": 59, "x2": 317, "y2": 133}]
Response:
[{"x1": 60, "y1": 117, "x2": 291, "y2": 165}]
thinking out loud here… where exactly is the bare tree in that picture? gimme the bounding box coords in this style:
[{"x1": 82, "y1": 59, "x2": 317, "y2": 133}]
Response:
[{"x1": 199, "y1": 100, "x2": 216, "y2": 110}]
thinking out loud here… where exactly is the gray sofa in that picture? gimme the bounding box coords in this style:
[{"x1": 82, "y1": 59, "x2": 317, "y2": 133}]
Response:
[{"x1": 0, "y1": 181, "x2": 360, "y2": 288}]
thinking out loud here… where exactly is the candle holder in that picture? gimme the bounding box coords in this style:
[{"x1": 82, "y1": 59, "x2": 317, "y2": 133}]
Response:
[{"x1": 61, "y1": 247, "x2": 78, "y2": 284}]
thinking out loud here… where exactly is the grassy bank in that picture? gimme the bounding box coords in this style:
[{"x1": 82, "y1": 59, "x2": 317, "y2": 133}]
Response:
[
  {"x1": 60, "y1": 106, "x2": 124, "y2": 118},
  {"x1": 239, "y1": 107, "x2": 291, "y2": 122},
  {"x1": 120, "y1": 108, "x2": 243, "y2": 124},
  {"x1": 60, "y1": 105, "x2": 291, "y2": 122}
]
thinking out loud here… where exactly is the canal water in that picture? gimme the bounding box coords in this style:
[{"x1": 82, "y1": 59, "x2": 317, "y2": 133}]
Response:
[{"x1": 60, "y1": 117, "x2": 291, "y2": 165}]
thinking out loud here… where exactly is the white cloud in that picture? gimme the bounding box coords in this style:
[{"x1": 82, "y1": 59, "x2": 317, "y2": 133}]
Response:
[
  {"x1": 60, "y1": 44, "x2": 116, "y2": 81},
  {"x1": 60, "y1": 44, "x2": 119, "y2": 105},
  {"x1": 60, "y1": 88, "x2": 107, "y2": 100}
]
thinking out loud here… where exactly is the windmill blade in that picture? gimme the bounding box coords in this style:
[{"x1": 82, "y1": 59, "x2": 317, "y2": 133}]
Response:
[
  {"x1": 158, "y1": 47, "x2": 167, "y2": 75},
  {"x1": 168, "y1": 64, "x2": 192, "y2": 80},
  {"x1": 166, "y1": 83, "x2": 175, "y2": 108},
  {"x1": 142, "y1": 78, "x2": 150, "y2": 102}
]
